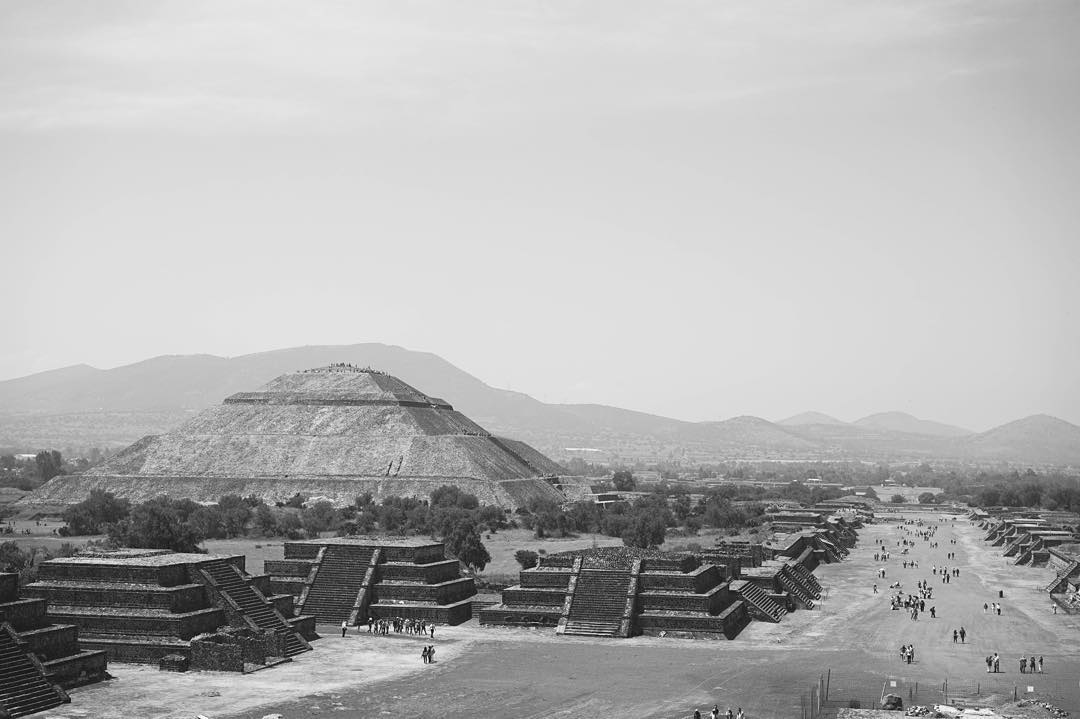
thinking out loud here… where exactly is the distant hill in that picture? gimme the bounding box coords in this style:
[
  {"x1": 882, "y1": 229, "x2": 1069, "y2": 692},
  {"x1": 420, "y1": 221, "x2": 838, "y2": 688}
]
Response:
[
  {"x1": 854, "y1": 411, "x2": 973, "y2": 438},
  {"x1": 777, "y1": 411, "x2": 848, "y2": 427},
  {"x1": 955, "y1": 415, "x2": 1080, "y2": 465},
  {"x1": 1, "y1": 344, "x2": 1077, "y2": 466}
]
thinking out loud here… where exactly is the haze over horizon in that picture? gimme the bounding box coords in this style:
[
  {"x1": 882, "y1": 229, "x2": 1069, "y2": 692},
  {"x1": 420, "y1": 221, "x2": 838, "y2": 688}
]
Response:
[{"x1": 4, "y1": 1, "x2": 1079, "y2": 432}]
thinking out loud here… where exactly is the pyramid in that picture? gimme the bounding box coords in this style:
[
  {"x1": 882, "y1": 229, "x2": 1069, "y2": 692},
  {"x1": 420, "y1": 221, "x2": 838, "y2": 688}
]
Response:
[{"x1": 29, "y1": 365, "x2": 566, "y2": 509}]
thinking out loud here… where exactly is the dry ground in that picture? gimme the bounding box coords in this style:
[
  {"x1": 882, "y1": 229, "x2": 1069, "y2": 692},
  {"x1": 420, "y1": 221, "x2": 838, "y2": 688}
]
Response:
[{"x1": 27, "y1": 514, "x2": 1080, "y2": 719}]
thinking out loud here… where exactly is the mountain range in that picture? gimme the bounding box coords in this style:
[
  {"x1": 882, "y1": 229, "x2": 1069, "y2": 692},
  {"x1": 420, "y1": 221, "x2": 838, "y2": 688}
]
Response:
[{"x1": 1, "y1": 343, "x2": 1078, "y2": 467}]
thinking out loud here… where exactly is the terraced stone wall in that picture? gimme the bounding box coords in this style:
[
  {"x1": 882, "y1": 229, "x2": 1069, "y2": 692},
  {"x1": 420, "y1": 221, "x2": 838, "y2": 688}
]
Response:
[
  {"x1": 22, "y1": 583, "x2": 208, "y2": 613},
  {"x1": 374, "y1": 578, "x2": 475, "y2": 604},
  {"x1": 379, "y1": 560, "x2": 461, "y2": 584},
  {"x1": 639, "y1": 565, "x2": 723, "y2": 594}
]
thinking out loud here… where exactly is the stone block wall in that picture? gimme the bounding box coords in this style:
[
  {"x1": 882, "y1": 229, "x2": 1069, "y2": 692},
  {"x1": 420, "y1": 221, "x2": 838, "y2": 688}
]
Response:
[
  {"x1": 249, "y1": 574, "x2": 272, "y2": 596},
  {"x1": 265, "y1": 559, "x2": 315, "y2": 577},
  {"x1": 369, "y1": 598, "x2": 472, "y2": 625},
  {"x1": 23, "y1": 583, "x2": 208, "y2": 613},
  {"x1": 0, "y1": 572, "x2": 16, "y2": 602},
  {"x1": 639, "y1": 565, "x2": 722, "y2": 594},
  {"x1": 640, "y1": 556, "x2": 700, "y2": 573},
  {"x1": 38, "y1": 562, "x2": 190, "y2": 587},
  {"x1": 478, "y1": 606, "x2": 561, "y2": 626},
  {"x1": 0, "y1": 598, "x2": 47, "y2": 630},
  {"x1": 20, "y1": 624, "x2": 78, "y2": 660},
  {"x1": 374, "y1": 577, "x2": 475, "y2": 605},
  {"x1": 501, "y1": 587, "x2": 566, "y2": 606},
  {"x1": 637, "y1": 584, "x2": 728, "y2": 614},
  {"x1": 379, "y1": 560, "x2": 461, "y2": 584},
  {"x1": 48, "y1": 608, "x2": 225, "y2": 639},
  {"x1": 518, "y1": 569, "x2": 572, "y2": 589},
  {"x1": 190, "y1": 635, "x2": 244, "y2": 672}
]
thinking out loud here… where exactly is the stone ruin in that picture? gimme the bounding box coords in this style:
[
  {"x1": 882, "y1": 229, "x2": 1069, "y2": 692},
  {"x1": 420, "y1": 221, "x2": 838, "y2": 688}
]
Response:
[
  {"x1": 266, "y1": 537, "x2": 477, "y2": 626},
  {"x1": 482, "y1": 523, "x2": 860, "y2": 638},
  {"x1": 1, "y1": 571, "x2": 107, "y2": 717},
  {"x1": 480, "y1": 547, "x2": 756, "y2": 639},
  {"x1": 19, "y1": 549, "x2": 317, "y2": 671}
]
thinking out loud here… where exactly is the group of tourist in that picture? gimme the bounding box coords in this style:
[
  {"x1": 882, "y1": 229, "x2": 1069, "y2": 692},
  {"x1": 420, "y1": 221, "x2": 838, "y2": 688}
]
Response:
[
  {"x1": 692, "y1": 705, "x2": 743, "y2": 719},
  {"x1": 984, "y1": 602, "x2": 1003, "y2": 615},
  {"x1": 366, "y1": 616, "x2": 436, "y2": 638},
  {"x1": 899, "y1": 643, "x2": 916, "y2": 664},
  {"x1": 980, "y1": 652, "x2": 1048, "y2": 675}
]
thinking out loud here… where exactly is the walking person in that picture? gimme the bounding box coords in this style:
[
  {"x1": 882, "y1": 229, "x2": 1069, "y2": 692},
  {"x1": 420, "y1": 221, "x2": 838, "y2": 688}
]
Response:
[
  {"x1": 953, "y1": 629, "x2": 958, "y2": 643},
  {"x1": 959, "y1": 626, "x2": 965, "y2": 643},
  {"x1": 421, "y1": 645, "x2": 429, "y2": 664},
  {"x1": 341, "y1": 620, "x2": 348, "y2": 638}
]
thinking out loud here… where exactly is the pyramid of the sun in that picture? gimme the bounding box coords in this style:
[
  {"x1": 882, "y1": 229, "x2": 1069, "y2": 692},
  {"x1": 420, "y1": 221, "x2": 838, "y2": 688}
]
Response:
[{"x1": 30, "y1": 365, "x2": 566, "y2": 509}]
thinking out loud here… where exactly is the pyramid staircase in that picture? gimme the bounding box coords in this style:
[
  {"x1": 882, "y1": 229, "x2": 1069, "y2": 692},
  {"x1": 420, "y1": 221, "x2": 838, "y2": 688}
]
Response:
[
  {"x1": 789, "y1": 564, "x2": 822, "y2": 599},
  {"x1": 300, "y1": 545, "x2": 373, "y2": 625},
  {"x1": 0, "y1": 623, "x2": 67, "y2": 718},
  {"x1": 728, "y1": 580, "x2": 786, "y2": 623},
  {"x1": 777, "y1": 566, "x2": 815, "y2": 609},
  {"x1": 199, "y1": 560, "x2": 310, "y2": 657},
  {"x1": 562, "y1": 569, "x2": 633, "y2": 637},
  {"x1": 1046, "y1": 560, "x2": 1080, "y2": 594}
]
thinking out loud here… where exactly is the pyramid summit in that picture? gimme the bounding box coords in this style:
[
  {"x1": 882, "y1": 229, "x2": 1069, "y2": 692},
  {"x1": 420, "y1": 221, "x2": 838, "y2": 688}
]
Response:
[{"x1": 29, "y1": 365, "x2": 566, "y2": 508}]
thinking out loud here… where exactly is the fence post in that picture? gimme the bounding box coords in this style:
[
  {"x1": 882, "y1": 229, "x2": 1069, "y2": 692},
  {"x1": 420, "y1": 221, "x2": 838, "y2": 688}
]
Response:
[{"x1": 826, "y1": 668, "x2": 831, "y2": 700}]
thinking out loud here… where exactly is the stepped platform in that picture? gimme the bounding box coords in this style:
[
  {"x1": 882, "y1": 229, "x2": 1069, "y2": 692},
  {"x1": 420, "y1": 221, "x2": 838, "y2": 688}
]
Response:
[
  {"x1": 0, "y1": 572, "x2": 108, "y2": 693},
  {"x1": 23, "y1": 550, "x2": 316, "y2": 667},
  {"x1": 271, "y1": 537, "x2": 476, "y2": 626},
  {"x1": 482, "y1": 547, "x2": 754, "y2": 639}
]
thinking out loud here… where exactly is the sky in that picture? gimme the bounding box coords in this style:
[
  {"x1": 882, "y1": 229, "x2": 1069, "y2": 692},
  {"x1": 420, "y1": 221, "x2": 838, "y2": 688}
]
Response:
[{"x1": 2, "y1": 0, "x2": 1079, "y2": 431}]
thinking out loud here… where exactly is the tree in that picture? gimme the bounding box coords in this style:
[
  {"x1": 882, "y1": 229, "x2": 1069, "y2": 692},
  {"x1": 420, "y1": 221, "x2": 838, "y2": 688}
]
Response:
[
  {"x1": 918, "y1": 492, "x2": 937, "y2": 504},
  {"x1": 430, "y1": 485, "x2": 479, "y2": 510},
  {"x1": 300, "y1": 501, "x2": 339, "y2": 537},
  {"x1": 890, "y1": 494, "x2": 905, "y2": 504},
  {"x1": 612, "y1": 471, "x2": 636, "y2": 492},
  {"x1": 445, "y1": 519, "x2": 490, "y2": 572},
  {"x1": 35, "y1": 450, "x2": 63, "y2": 481},
  {"x1": 217, "y1": 494, "x2": 252, "y2": 538},
  {"x1": 108, "y1": 497, "x2": 203, "y2": 552},
  {"x1": 622, "y1": 511, "x2": 667, "y2": 549},
  {"x1": 253, "y1": 503, "x2": 278, "y2": 536},
  {"x1": 514, "y1": 549, "x2": 539, "y2": 569},
  {"x1": 62, "y1": 489, "x2": 131, "y2": 535},
  {"x1": 187, "y1": 505, "x2": 226, "y2": 540}
]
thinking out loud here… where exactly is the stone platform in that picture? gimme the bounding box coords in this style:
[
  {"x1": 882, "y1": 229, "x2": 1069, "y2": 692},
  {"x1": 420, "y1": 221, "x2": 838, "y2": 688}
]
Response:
[
  {"x1": 23, "y1": 549, "x2": 316, "y2": 665},
  {"x1": 266, "y1": 537, "x2": 477, "y2": 626}
]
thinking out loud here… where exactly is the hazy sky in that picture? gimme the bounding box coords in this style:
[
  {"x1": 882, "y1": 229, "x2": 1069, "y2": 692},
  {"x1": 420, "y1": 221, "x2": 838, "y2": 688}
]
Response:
[{"x1": 3, "y1": 0, "x2": 1079, "y2": 430}]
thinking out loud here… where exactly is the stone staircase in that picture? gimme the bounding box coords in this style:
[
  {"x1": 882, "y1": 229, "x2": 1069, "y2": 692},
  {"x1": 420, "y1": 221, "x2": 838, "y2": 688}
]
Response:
[
  {"x1": 1046, "y1": 560, "x2": 1080, "y2": 594},
  {"x1": 729, "y1": 580, "x2": 786, "y2": 622},
  {"x1": 562, "y1": 569, "x2": 633, "y2": 637},
  {"x1": 789, "y1": 564, "x2": 822, "y2": 599},
  {"x1": 777, "y1": 567, "x2": 815, "y2": 609},
  {"x1": 0, "y1": 623, "x2": 66, "y2": 718},
  {"x1": 301, "y1": 545, "x2": 373, "y2": 624},
  {"x1": 199, "y1": 560, "x2": 309, "y2": 657}
]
